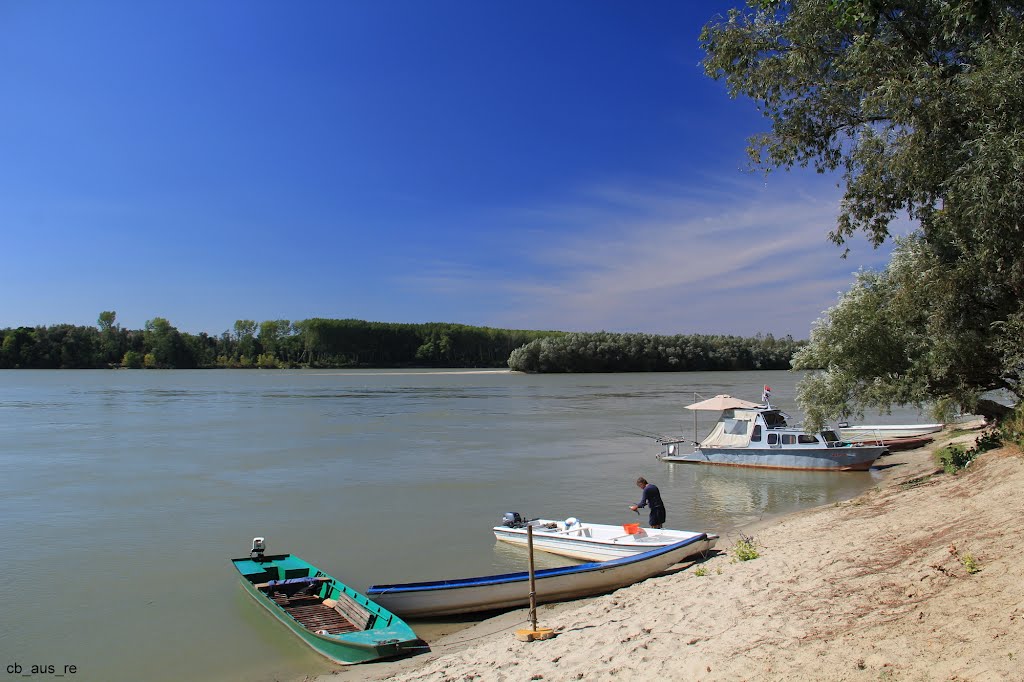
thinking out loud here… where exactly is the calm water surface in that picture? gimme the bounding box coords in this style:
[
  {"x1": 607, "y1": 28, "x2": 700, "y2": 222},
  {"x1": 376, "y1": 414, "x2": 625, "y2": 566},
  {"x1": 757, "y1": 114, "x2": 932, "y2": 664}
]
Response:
[{"x1": 0, "y1": 369, "x2": 929, "y2": 681}]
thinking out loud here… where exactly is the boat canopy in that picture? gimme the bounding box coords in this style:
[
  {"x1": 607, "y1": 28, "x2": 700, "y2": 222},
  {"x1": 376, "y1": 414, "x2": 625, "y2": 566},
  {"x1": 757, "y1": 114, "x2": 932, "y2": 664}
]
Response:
[
  {"x1": 685, "y1": 394, "x2": 761, "y2": 411},
  {"x1": 699, "y1": 408, "x2": 758, "y2": 447}
]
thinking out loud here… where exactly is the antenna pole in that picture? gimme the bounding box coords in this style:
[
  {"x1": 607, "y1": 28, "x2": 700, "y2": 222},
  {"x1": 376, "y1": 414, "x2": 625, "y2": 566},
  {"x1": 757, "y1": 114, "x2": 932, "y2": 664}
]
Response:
[{"x1": 693, "y1": 391, "x2": 698, "y2": 443}]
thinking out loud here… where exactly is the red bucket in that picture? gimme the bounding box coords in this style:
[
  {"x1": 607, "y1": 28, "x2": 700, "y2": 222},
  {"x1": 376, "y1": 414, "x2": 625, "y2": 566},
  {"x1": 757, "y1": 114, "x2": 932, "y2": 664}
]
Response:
[{"x1": 622, "y1": 523, "x2": 640, "y2": 535}]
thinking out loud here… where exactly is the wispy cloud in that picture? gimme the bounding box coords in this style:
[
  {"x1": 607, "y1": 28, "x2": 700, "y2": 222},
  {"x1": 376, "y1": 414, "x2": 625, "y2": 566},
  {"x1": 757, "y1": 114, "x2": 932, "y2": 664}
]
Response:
[{"x1": 400, "y1": 173, "x2": 897, "y2": 337}]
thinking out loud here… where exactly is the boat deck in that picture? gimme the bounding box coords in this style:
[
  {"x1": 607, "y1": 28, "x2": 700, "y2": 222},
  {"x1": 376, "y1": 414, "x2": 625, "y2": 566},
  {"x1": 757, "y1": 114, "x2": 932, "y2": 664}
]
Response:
[{"x1": 271, "y1": 592, "x2": 362, "y2": 635}]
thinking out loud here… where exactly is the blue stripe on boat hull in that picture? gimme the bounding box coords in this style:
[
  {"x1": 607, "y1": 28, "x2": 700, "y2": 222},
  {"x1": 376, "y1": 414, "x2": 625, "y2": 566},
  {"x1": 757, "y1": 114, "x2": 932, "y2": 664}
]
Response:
[
  {"x1": 365, "y1": 535, "x2": 710, "y2": 617},
  {"x1": 367, "y1": 534, "x2": 705, "y2": 594}
]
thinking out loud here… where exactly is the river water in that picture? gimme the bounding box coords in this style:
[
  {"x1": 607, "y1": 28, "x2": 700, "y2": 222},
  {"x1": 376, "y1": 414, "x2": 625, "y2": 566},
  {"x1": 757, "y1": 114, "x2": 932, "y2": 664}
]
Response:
[{"x1": 0, "y1": 369, "x2": 930, "y2": 681}]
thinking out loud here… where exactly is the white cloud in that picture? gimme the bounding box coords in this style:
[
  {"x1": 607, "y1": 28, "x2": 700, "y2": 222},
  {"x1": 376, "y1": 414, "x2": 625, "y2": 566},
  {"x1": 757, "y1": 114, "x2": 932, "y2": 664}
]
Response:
[{"x1": 400, "y1": 173, "x2": 897, "y2": 337}]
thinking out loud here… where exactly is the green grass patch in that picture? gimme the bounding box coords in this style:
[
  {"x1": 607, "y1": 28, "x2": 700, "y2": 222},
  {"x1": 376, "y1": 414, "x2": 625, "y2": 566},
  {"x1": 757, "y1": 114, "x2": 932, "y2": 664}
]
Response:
[
  {"x1": 935, "y1": 429, "x2": 1003, "y2": 474},
  {"x1": 961, "y1": 552, "x2": 981, "y2": 574},
  {"x1": 949, "y1": 544, "x2": 982, "y2": 575},
  {"x1": 936, "y1": 444, "x2": 973, "y2": 473},
  {"x1": 694, "y1": 566, "x2": 708, "y2": 577},
  {"x1": 731, "y1": 534, "x2": 759, "y2": 562}
]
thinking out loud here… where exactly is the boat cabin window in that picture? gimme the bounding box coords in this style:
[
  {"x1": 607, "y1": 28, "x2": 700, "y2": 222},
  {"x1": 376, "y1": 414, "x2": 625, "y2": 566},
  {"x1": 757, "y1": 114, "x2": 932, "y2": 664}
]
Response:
[
  {"x1": 762, "y1": 411, "x2": 788, "y2": 428},
  {"x1": 767, "y1": 433, "x2": 779, "y2": 445},
  {"x1": 798, "y1": 434, "x2": 819, "y2": 444},
  {"x1": 723, "y1": 418, "x2": 750, "y2": 435},
  {"x1": 821, "y1": 430, "x2": 841, "y2": 443},
  {"x1": 782, "y1": 434, "x2": 797, "y2": 445},
  {"x1": 751, "y1": 425, "x2": 762, "y2": 442}
]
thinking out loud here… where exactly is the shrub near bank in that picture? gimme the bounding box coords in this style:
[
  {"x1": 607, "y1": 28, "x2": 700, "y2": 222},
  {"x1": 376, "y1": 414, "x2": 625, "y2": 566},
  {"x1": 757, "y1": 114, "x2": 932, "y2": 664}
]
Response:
[
  {"x1": 731, "y1": 534, "x2": 759, "y2": 562},
  {"x1": 935, "y1": 411, "x2": 1022, "y2": 474},
  {"x1": 998, "y1": 407, "x2": 1024, "y2": 449}
]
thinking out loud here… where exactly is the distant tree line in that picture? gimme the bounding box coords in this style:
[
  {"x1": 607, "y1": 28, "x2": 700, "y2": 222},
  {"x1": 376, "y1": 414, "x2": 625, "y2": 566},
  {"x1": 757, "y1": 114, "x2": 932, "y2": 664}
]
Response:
[
  {"x1": 0, "y1": 312, "x2": 563, "y2": 369},
  {"x1": 0, "y1": 312, "x2": 806, "y2": 372},
  {"x1": 298, "y1": 318, "x2": 557, "y2": 368},
  {"x1": 506, "y1": 331, "x2": 804, "y2": 373}
]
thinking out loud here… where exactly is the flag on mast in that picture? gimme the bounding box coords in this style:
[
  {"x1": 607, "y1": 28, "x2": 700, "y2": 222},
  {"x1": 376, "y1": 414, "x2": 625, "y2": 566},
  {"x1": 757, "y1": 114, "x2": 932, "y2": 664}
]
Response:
[{"x1": 762, "y1": 385, "x2": 772, "y2": 403}]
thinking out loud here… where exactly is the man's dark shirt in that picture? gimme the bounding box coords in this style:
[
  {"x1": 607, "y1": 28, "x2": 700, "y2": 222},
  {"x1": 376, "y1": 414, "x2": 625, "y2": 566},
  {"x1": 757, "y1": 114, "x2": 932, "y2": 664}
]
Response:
[{"x1": 637, "y1": 483, "x2": 664, "y2": 511}]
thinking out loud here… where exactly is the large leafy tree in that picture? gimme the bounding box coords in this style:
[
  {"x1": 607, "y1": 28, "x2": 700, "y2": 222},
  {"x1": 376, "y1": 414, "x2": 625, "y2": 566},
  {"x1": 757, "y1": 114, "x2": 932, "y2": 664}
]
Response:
[
  {"x1": 233, "y1": 319, "x2": 258, "y2": 361},
  {"x1": 97, "y1": 310, "x2": 122, "y2": 365},
  {"x1": 144, "y1": 317, "x2": 188, "y2": 368},
  {"x1": 702, "y1": 0, "x2": 1024, "y2": 422},
  {"x1": 792, "y1": 235, "x2": 1017, "y2": 426}
]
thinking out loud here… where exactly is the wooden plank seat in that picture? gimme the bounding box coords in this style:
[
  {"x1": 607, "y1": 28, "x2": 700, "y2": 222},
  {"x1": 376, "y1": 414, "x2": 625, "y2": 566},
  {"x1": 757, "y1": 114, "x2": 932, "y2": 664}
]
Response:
[
  {"x1": 262, "y1": 582, "x2": 376, "y2": 634},
  {"x1": 324, "y1": 592, "x2": 376, "y2": 631},
  {"x1": 271, "y1": 593, "x2": 364, "y2": 635}
]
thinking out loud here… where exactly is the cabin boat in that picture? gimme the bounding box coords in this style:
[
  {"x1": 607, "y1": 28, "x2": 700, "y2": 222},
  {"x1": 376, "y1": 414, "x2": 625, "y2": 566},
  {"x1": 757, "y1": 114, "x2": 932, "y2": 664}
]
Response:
[
  {"x1": 231, "y1": 538, "x2": 424, "y2": 665},
  {"x1": 492, "y1": 514, "x2": 718, "y2": 562},
  {"x1": 659, "y1": 405, "x2": 887, "y2": 471},
  {"x1": 365, "y1": 535, "x2": 709, "y2": 618}
]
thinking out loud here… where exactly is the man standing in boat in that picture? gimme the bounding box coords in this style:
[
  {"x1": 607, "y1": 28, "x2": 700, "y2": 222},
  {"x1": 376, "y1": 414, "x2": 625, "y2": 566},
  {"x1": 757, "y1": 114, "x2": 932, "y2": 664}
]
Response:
[{"x1": 630, "y1": 477, "x2": 666, "y2": 529}]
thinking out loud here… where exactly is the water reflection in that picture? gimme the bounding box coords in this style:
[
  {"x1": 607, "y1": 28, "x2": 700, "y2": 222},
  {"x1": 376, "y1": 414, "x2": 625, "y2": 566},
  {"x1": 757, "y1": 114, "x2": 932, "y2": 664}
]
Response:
[{"x1": 663, "y1": 461, "x2": 872, "y2": 531}]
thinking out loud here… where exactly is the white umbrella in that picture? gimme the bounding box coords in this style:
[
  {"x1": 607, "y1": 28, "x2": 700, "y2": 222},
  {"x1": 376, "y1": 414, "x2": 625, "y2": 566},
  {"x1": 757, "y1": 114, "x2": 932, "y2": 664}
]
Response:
[{"x1": 684, "y1": 394, "x2": 761, "y2": 411}]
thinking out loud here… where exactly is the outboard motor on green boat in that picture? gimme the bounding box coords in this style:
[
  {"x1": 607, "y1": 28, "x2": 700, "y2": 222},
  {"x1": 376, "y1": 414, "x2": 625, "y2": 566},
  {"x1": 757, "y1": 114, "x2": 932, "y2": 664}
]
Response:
[{"x1": 251, "y1": 536, "x2": 266, "y2": 560}]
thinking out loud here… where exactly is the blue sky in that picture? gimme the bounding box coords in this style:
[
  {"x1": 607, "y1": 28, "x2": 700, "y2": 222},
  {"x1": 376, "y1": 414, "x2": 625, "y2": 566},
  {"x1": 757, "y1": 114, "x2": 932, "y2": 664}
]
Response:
[{"x1": 0, "y1": 1, "x2": 894, "y2": 338}]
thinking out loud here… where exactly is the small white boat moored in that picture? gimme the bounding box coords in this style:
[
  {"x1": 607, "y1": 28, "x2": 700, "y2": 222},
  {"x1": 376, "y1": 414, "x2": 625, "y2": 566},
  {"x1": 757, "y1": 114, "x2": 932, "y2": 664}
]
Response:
[
  {"x1": 839, "y1": 423, "x2": 944, "y2": 440},
  {"x1": 492, "y1": 513, "x2": 719, "y2": 562}
]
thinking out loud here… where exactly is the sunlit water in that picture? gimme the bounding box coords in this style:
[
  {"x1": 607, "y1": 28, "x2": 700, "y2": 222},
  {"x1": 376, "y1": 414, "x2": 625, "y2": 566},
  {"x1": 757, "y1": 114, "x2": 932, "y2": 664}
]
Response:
[{"x1": 0, "y1": 369, "x2": 932, "y2": 681}]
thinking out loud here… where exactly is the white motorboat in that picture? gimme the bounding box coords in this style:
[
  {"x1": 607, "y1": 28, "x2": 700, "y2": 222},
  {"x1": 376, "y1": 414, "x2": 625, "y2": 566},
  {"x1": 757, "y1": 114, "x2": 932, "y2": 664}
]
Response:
[
  {"x1": 492, "y1": 513, "x2": 718, "y2": 562},
  {"x1": 365, "y1": 535, "x2": 709, "y2": 618},
  {"x1": 839, "y1": 423, "x2": 944, "y2": 440}
]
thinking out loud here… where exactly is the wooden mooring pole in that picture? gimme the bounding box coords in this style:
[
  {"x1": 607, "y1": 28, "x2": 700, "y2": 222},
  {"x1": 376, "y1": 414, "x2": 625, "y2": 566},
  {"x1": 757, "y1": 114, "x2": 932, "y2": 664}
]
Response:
[
  {"x1": 527, "y1": 523, "x2": 538, "y2": 631},
  {"x1": 515, "y1": 524, "x2": 555, "y2": 642}
]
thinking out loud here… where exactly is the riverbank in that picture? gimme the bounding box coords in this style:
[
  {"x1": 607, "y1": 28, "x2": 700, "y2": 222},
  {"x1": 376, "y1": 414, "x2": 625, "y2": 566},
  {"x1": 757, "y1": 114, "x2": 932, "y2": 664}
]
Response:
[{"x1": 322, "y1": 423, "x2": 1024, "y2": 681}]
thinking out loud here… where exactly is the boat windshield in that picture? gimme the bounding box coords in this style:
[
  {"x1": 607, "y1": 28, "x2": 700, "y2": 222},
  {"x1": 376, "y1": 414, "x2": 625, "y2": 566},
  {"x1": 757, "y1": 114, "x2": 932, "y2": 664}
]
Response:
[
  {"x1": 762, "y1": 411, "x2": 788, "y2": 428},
  {"x1": 821, "y1": 430, "x2": 841, "y2": 443}
]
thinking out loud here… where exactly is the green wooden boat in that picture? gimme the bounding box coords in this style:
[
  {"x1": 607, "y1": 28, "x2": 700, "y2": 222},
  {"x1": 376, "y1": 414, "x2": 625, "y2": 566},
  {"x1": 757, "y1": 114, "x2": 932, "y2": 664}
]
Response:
[{"x1": 231, "y1": 540, "x2": 425, "y2": 665}]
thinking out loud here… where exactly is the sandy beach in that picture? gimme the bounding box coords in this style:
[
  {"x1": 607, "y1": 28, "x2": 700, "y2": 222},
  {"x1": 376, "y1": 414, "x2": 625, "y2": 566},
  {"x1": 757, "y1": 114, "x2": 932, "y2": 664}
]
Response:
[{"x1": 321, "y1": 424, "x2": 1024, "y2": 681}]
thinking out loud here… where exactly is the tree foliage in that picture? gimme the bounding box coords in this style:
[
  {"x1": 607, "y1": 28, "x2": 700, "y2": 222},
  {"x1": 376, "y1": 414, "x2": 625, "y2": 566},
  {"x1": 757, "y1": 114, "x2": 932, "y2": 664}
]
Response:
[
  {"x1": 507, "y1": 331, "x2": 801, "y2": 373},
  {"x1": 792, "y1": 236, "x2": 1016, "y2": 427},
  {"x1": 299, "y1": 318, "x2": 557, "y2": 368},
  {"x1": 703, "y1": 0, "x2": 1024, "y2": 422},
  {"x1": 0, "y1": 314, "x2": 804, "y2": 373},
  {"x1": 0, "y1": 315, "x2": 560, "y2": 370}
]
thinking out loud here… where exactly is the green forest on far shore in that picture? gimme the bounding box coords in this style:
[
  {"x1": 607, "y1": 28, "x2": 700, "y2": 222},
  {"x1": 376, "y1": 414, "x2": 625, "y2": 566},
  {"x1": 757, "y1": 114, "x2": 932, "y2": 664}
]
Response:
[{"x1": 0, "y1": 312, "x2": 803, "y2": 372}]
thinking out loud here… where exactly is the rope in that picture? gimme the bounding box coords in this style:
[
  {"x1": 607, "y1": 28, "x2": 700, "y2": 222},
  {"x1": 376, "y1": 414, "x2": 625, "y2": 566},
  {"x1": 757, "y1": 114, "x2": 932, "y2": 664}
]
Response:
[{"x1": 420, "y1": 617, "x2": 535, "y2": 651}]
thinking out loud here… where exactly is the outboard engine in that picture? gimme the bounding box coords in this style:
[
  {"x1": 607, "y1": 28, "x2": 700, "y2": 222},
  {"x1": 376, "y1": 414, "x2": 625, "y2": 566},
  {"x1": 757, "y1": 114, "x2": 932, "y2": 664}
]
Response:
[
  {"x1": 250, "y1": 536, "x2": 266, "y2": 561},
  {"x1": 502, "y1": 512, "x2": 525, "y2": 528}
]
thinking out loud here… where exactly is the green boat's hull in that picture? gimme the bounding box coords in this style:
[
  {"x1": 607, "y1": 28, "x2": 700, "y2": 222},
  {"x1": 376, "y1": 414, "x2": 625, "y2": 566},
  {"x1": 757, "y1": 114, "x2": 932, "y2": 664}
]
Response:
[{"x1": 232, "y1": 553, "x2": 424, "y2": 665}]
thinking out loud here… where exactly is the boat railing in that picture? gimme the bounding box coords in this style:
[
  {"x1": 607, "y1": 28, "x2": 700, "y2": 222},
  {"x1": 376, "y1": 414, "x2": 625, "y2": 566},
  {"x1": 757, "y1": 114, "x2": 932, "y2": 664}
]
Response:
[{"x1": 656, "y1": 436, "x2": 697, "y2": 445}]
